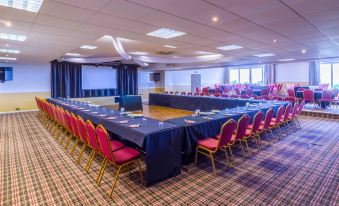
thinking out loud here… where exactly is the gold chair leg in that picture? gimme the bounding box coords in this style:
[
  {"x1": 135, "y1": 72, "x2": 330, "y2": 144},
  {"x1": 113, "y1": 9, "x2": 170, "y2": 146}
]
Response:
[
  {"x1": 65, "y1": 134, "x2": 73, "y2": 149},
  {"x1": 137, "y1": 160, "x2": 143, "y2": 184},
  {"x1": 109, "y1": 167, "x2": 122, "y2": 198},
  {"x1": 228, "y1": 146, "x2": 236, "y2": 166},
  {"x1": 224, "y1": 149, "x2": 231, "y2": 166},
  {"x1": 209, "y1": 152, "x2": 217, "y2": 177},
  {"x1": 85, "y1": 150, "x2": 95, "y2": 172},
  {"x1": 97, "y1": 159, "x2": 108, "y2": 185},
  {"x1": 70, "y1": 139, "x2": 79, "y2": 156},
  {"x1": 239, "y1": 141, "x2": 246, "y2": 157},
  {"x1": 77, "y1": 144, "x2": 86, "y2": 163}
]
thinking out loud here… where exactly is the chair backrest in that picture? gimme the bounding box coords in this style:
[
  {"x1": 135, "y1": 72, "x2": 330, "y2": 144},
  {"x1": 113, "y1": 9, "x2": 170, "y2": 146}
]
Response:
[
  {"x1": 215, "y1": 87, "x2": 221, "y2": 94},
  {"x1": 291, "y1": 102, "x2": 299, "y2": 119},
  {"x1": 272, "y1": 96, "x2": 283, "y2": 101},
  {"x1": 287, "y1": 89, "x2": 295, "y2": 97},
  {"x1": 85, "y1": 120, "x2": 100, "y2": 151},
  {"x1": 246, "y1": 89, "x2": 253, "y2": 96},
  {"x1": 303, "y1": 89, "x2": 314, "y2": 100},
  {"x1": 202, "y1": 87, "x2": 209, "y2": 94},
  {"x1": 181, "y1": 91, "x2": 186, "y2": 95},
  {"x1": 70, "y1": 113, "x2": 79, "y2": 137},
  {"x1": 214, "y1": 93, "x2": 221, "y2": 97},
  {"x1": 322, "y1": 90, "x2": 332, "y2": 100},
  {"x1": 234, "y1": 114, "x2": 250, "y2": 140},
  {"x1": 77, "y1": 116, "x2": 88, "y2": 144},
  {"x1": 251, "y1": 111, "x2": 264, "y2": 133},
  {"x1": 196, "y1": 87, "x2": 201, "y2": 93},
  {"x1": 240, "y1": 94, "x2": 250, "y2": 99},
  {"x1": 283, "y1": 104, "x2": 292, "y2": 122},
  {"x1": 271, "y1": 87, "x2": 278, "y2": 96},
  {"x1": 297, "y1": 100, "x2": 305, "y2": 115},
  {"x1": 275, "y1": 105, "x2": 285, "y2": 124},
  {"x1": 234, "y1": 88, "x2": 241, "y2": 95},
  {"x1": 63, "y1": 111, "x2": 73, "y2": 132},
  {"x1": 218, "y1": 119, "x2": 237, "y2": 148},
  {"x1": 284, "y1": 96, "x2": 296, "y2": 103},
  {"x1": 263, "y1": 108, "x2": 274, "y2": 130},
  {"x1": 221, "y1": 93, "x2": 228, "y2": 98},
  {"x1": 95, "y1": 125, "x2": 114, "y2": 162}
]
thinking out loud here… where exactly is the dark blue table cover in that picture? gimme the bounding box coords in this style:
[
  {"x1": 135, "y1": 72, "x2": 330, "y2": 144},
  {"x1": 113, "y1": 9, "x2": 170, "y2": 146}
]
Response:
[
  {"x1": 240, "y1": 89, "x2": 262, "y2": 96},
  {"x1": 149, "y1": 93, "x2": 263, "y2": 111},
  {"x1": 295, "y1": 91, "x2": 332, "y2": 108},
  {"x1": 48, "y1": 98, "x2": 183, "y2": 186}
]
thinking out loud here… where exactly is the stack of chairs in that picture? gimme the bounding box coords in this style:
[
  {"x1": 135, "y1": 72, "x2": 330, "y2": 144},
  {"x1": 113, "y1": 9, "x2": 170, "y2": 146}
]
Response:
[{"x1": 35, "y1": 97, "x2": 143, "y2": 198}]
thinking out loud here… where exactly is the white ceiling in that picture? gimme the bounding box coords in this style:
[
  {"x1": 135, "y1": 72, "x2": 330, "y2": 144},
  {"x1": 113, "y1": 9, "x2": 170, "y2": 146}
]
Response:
[{"x1": 0, "y1": 0, "x2": 338, "y2": 67}]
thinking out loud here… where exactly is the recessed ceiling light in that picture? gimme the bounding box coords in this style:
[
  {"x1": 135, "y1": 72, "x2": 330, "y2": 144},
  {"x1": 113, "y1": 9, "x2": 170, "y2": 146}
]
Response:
[
  {"x1": 217, "y1": 45, "x2": 243, "y2": 51},
  {"x1": 65, "y1": 53, "x2": 80, "y2": 56},
  {"x1": 0, "y1": 56, "x2": 16, "y2": 60},
  {"x1": 80, "y1": 45, "x2": 97, "y2": 50},
  {"x1": 6, "y1": 44, "x2": 9, "y2": 47},
  {"x1": 212, "y1": 16, "x2": 219, "y2": 22},
  {"x1": 147, "y1": 28, "x2": 186, "y2": 39},
  {"x1": 278, "y1": 58, "x2": 295, "y2": 62},
  {"x1": 0, "y1": 0, "x2": 44, "y2": 13},
  {"x1": 0, "y1": 33, "x2": 26, "y2": 41},
  {"x1": 0, "y1": 49, "x2": 20, "y2": 54},
  {"x1": 254, "y1": 53, "x2": 275, "y2": 57},
  {"x1": 273, "y1": 39, "x2": 277, "y2": 43},
  {"x1": 0, "y1": 20, "x2": 12, "y2": 27},
  {"x1": 164, "y1": 45, "x2": 176, "y2": 48},
  {"x1": 301, "y1": 49, "x2": 306, "y2": 54},
  {"x1": 196, "y1": 51, "x2": 215, "y2": 55},
  {"x1": 130, "y1": 52, "x2": 148, "y2": 55}
]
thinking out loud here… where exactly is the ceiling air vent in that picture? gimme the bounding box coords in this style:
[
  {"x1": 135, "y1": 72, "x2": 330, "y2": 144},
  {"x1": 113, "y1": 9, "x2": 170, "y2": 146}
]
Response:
[{"x1": 156, "y1": 51, "x2": 176, "y2": 55}]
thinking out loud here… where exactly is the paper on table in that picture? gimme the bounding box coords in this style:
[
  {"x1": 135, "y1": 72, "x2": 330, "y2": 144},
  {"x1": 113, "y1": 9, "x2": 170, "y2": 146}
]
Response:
[
  {"x1": 184, "y1": 119, "x2": 196, "y2": 124},
  {"x1": 118, "y1": 120, "x2": 128, "y2": 124},
  {"x1": 107, "y1": 116, "x2": 118, "y2": 120},
  {"x1": 128, "y1": 124, "x2": 140, "y2": 128}
]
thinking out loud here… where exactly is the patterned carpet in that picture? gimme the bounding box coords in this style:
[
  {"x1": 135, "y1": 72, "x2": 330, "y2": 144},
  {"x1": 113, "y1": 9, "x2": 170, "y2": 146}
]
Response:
[{"x1": 0, "y1": 111, "x2": 338, "y2": 206}]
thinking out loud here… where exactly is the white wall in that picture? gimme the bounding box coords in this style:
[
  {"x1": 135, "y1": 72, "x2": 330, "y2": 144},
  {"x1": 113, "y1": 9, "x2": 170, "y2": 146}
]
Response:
[
  {"x1": 275, "y1": 62, "x2": 309, "y2": 83},
  {"x1": 0, "y1": 64, "x2": 50, "y2": 93},
  {"x1": 165, "y1": 67, "x2": 225, "y2": 88}
]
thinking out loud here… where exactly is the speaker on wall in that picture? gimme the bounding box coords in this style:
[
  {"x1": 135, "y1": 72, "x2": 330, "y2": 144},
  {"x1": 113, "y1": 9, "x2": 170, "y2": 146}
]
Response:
[{"x1": 0, "y1": 67, "x2": 13, "y2": 82}]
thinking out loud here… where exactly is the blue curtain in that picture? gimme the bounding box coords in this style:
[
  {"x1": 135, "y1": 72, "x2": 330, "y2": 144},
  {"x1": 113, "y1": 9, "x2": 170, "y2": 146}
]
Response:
[
  {"x1": 117, "y1": 64, "x2": 138, "y2": 95},
  {"x1": 51, "y1": 60, "x2": 82, "y2": 98},
  {"x1": 264, "y1": 64, "x2": 275, "y2": 85},
  {"x1": 309, "y1": 60, "x2": 320, "y2": 86}
]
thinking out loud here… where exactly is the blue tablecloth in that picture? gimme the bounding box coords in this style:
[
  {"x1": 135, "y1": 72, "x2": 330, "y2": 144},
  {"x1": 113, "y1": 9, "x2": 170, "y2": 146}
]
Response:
[
  {"x1": 295, "y1": 91, "x2": 331, "y2": 108},
  {"x1": 149, "y1": 93, "x2": 262, "y2": 111},
  {"x1": 240, "y1": 89, "x2": 262, "y2": 96},
  {"x1": 48, "y1": 99, "x2": 183, "y2": 186}
]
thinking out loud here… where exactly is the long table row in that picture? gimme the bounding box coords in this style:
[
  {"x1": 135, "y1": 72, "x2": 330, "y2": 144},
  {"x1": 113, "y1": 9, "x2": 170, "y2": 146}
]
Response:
[{"x1": 48, "y1": 94, "x2": 287, "y2": 185}]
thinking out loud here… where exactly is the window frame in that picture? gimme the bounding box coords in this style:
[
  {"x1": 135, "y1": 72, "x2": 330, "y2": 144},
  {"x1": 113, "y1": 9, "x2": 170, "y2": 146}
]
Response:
[
  {"x1": 320, "y1": 63, "x2": 339, "y2": 89},
  {"x1": 228, "y1": 66, "x2": 264, "y2": 84}
]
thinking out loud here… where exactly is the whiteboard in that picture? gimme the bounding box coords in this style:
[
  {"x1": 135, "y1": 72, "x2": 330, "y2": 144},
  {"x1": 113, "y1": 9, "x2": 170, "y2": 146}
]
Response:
[{"x1": 82, "y1": 66, "x2": 117, "y2": 89}]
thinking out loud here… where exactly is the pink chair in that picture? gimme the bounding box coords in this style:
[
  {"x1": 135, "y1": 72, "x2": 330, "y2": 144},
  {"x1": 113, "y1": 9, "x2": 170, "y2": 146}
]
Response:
[
  {"x1": 221, "y1": 93, "x2": 229, "y2": 98},
  {"x1": 245, "y1": 111, "x2": 264, "y2": 150},
  {"x1": 284, "y1": 96, "x2": 296, "y2": 103},
  {"x1": 271, "y1": 87, "x2": 278, "y2": 96},
  {"x1": 95, "y1": 125, "x2": 142, "y2": 197},
  {"x1": 303, "y1": 89, "x2": 315, "y2": 106},
  {"x1": 76, "y1": 116, "x2": 90, "y2": 163},
  {"x1": 240, "y1": 94, "x2": 250, "y2": 99},
  {"x1": 195, "y1": 119, "x2": 237, "y2": 176},
  {"x1": 67, "y1": 113, "x2": 81, "y2": 155},
  {"x1": 287, "y1": 89, "x2": 295, "y2": 97},
  {"x1": 60, "y1": 111, "x2": 73, "y2": 145},
  {"x1": 269, "y1": 105, "x2": 285, "y2": 139},
  {"x1": 318, "y1": 90, "x2": 332, "y2": 108},
  {"x1": 84, "y1": 120, "x2": 124, "y2": 173},
  {"x1": 215, "y1": 87, "x2": 221, "y2": 94},
  {"x1": 196, "y1": 87, "x2": 201, "y2": 94},
  {"x1": 202, "y1": 87, "x2": 210, "y2": 94},
  {"x1": 258, "y1": 108, "x2": 274, "y2": 145},
  {"x1": 233, "y1": 114, "x2": 250, "y2": 157}
]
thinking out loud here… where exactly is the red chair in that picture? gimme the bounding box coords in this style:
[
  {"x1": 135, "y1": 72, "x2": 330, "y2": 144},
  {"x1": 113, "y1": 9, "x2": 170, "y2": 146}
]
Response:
[
  {"x1": 66, "y1": 113, "x2": 81, "y2": 155},
  {"x1": 234, "y1": 88, "x2": 241, "y2": 95},
  {"x1": 272, "y1": 96, "x2": 283, "y2": 101},
  {"x1": 271, "y1": 87, "x2": 278, "y2": 96},
  {"x1": 260, "y1": 95, "x2": 271, "y2": 100},
  {"x1": 245, "y1": 111, "x2": 264, "y2": 150},
  {"x1": 280, "y1": 104, "x2": 293, "y2": 135},
  {"x1": 214, "y1": 93, "x2": 221, "y2": 97},
  {"x1": 95, "y1": 125, "x2": 142, "y2": 197},
  {"x1": 303, "y1": 89, "x2": 315, "y2": 106},
  {"x1": 202, "y1": 87, "x2": 210, "y2": 95},
  {"x1": 60, "y1": 110, "x2": 73, "y2": 145},
  {"x1": 288, "y1": 102, "x2": 300, "y2": 131},
  {"x1": 284, "y1": 96, "x2": 296, "y2": 103},
  {"x1": 287, "y1": 89, "x2": 295, "y2": 97},
  {"x1": 231, "y1": 114, "x2": 250, "y2": 158},
  {"x1": 318, "y1": 90, "x2": 332, "y2": 108},
  {"x1": 215, "y1": 87, "x2": 221, "y2": 94},
  {"x1": 84, "y1": 120, "x2": 124, "y2": 173},
  {"x1": 240, "y1": 94, "x2": 250, "y2": 99},
  {"x1": 258, "y1": 108, "x2": 274, "y2": 145},
  {"x1": 76, "y1": 116, "x2": 90, "y2": 163},
  {"x1": 269, "y1": 105, "x2": 285, "y2": 139},
  {"x1": 246, "y1": 89, "x2": 253, "y2": 96},
  {"x1": 196, "y1": 87, "x2": 201, "y2": 94},
  {"x1": 195, "y1": 119, "x2": 237, "y2": 176}
]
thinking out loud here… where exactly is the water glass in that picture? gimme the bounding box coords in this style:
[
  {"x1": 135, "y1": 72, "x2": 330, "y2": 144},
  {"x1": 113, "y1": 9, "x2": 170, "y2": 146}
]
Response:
[
  {"x1": 158, "y1": 121, "x2": 164, "y2": 129},
  {"x1": 120, "y1": 107, "x2": 125, "y2": 113}
]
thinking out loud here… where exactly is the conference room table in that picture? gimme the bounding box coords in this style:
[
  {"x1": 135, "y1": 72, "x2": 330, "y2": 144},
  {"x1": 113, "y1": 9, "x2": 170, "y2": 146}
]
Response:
[
  {"x1": 48, "y1": 98, "x2": 183, "y2": 186},
  {"x1": 295, "y1": 90, "x2": 333, "y2": 108}
]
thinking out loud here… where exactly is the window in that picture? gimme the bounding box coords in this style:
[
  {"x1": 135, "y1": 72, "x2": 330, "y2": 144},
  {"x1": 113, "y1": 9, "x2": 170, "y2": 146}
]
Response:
[
  {"x1": 229, "y1": 69, "x2": 239, "y2": 84},
  {"x1": 251, "y1": 68, "x2": 263, "y2": 84},
  {"x1": 320, "y1": 63, "x2": 339, "y2": 89},
  {"x1": 239, "y1": 69, "x2": 250, "y2": 83},
  {"x1": 228, "y1": 67, "x2": 263, "y2": 84}
]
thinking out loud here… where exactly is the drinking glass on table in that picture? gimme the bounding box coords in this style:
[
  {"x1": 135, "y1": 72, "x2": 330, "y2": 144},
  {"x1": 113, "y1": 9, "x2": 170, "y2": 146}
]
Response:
[{"x1": 158, "y1": 121, "x2": 164, "y2": 129}]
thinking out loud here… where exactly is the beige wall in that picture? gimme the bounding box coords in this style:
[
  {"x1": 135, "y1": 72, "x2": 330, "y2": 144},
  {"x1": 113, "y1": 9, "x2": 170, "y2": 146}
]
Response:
[
  {"x1": 139, "y1": 87, "x2": 165, "y2": 100},
  {"x1": 0, "y1": 92, "x2": 50, "y2": 112}
]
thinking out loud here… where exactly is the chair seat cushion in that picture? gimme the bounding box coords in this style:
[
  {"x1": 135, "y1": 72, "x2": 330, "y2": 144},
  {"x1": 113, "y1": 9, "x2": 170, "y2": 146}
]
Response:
[
  {"x1": 110, "y1": 140, "x2": 124, "y2": 152},
  {"x1": 245, "y1": 129, "x2": 252, "y2": 137},
  {"x1": 197, "y1": 138, "x2": 218, "y2": 150},
  {"x1": 112, "y1": 147, "x2": 140, "y2": 165}
]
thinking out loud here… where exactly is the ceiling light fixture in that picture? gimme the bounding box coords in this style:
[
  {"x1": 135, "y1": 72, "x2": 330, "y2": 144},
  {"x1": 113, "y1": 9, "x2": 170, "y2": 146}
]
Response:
[
  {"x1": 273, "y1": 39, "x2": 277, "y2": 43},
  {"x1": 0, "y1": 33, "x2": 26, "y2": 41},
  {"x1": 217, "y1": 45, "x2": 243, "y2": 51},
  {"x1": 130, "y1": 52, "x2": 148, "y2": 55},
  {"x1": 164, "y1": 45, "x2": 176, "y2": 48},
  {"x1": 212, "y1": 16, "x2": 219, "y2": 22},
  {"x1": 80, "y1": 45, "x2": 97, "y2": 50},
  {"x1": 254, "y1": 53, "x2": 275, "y2": 57},
  {"x1": 301, "y1": 49, "x2": 306, "y2": 54},
  {"x1": 278, "y1": 58, "x2": 295, "y2": 62},
  {"x1": 147, "y1": 28, "x2": 186, "y2": 39},
  {"x1": 0, "y1": 56, "x2": 16, "y2": 60},
  {"x1": 65, "y1": 53, "x2": 80, "y2": 56},
  {"x1": 0, "y1": 0, "x2": 44, "y2": 13},
  {"x1": 0, "y1": 49, "x2": 20, "y2": 54}
]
